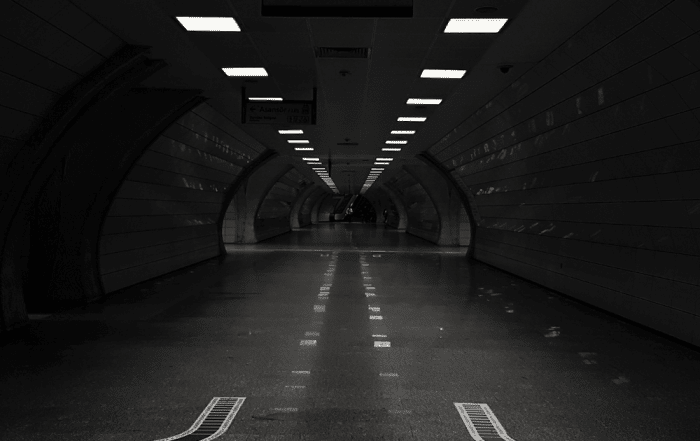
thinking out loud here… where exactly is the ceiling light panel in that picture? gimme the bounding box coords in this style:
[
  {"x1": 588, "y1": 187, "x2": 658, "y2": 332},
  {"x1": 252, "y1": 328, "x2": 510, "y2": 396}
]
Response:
[
  {"x1": 376, "y1": 158, "x2": 393, "y2": 161},
  {"x1": 312, "y1": 167, "x2": 325, "y2": 170},
  {"x1": 444, "y1": 18, "x2": 508, "y2": 33},
  {"x1": 375, "y1": 162, "x2": 389, "y2": 165},
  {"x1": 407, "y1": 98, "x2": 442, "y2": 105},
  {"x1": 222, "y1": 67, "x2": 268, "y2": 76},
  {"x1": 249, "y1": 97, "x2": 282, "y2": 101},
  {"x1": 420, "y1": 69, "x2": 466, "y2": 79},
  {"x1": 176, "y1": 17, "x2": 241, "y2": 32},
  {"x1": 294, "y1": 147, "x2": 314, "y2": 151},
  {"x1": 303, "y1": 157, "x2": 319, "y2": 161},
  {"x1": 391, "y1": 130, "x2": 415, "y2": 135},
  {"x1": 279, "y1": 130, "x2": 304, "y2": 134},
  {"x1": 382, "y1": 148, "x2": 402, "y2": 151},
  {"x1": 397, "y1": 117, "x2": 426, "y2": 122},
  {"x1": 288, "y1": 140, "x2": 310, "y2": 144},
  {"x1": 386, "y1": 140, "x2": 408, "y2": 144}
]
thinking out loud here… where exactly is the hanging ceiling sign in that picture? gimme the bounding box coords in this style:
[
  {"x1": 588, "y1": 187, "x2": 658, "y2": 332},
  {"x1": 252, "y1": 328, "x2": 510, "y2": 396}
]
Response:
[{"x1": 242, "y1": 88, "x2": 317, "y2": 125}]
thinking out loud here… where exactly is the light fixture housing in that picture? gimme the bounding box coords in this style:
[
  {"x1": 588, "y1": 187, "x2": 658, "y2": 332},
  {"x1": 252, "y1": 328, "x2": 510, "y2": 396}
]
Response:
[
  {"x1": 391, "y1": 130, "x2": 415, "y2": 135},
  {"x1": 222, "y1": 67, "x2": 268, "y2": 77},
  {"x1": 420, "y1": 69, "x2": 466, "y2": 79},
  {"x1": 407, "y1": 98, "x2": 442, "y2": 105},
  {"x1": 382, "y1": 148, "x2": 402, "y2": 151},
  {"x1": 375, "y1": 162, "x2": 390, "y2": 165},
  {"x1": 176, "y1": 17, "x2": 241, "y2": 32},
  {"x1": 294, "y1": 147, "x2": 314, "y2": 151},
  {"x1": 249, "y1": 97, "x2": 282, "y2": 101},
  {"x1": 376, "y1": 158, "x2": 394, "y2": 161},
  {"x1": 302, "y1": 157, "x2": 319, "y2": 161},
  {"x1": 386, "y1": 140, "x2": 408, "y2": 144},
  {"x1": 397, "y1": 117, "x2": 426, "y2": 122},
  {"x1": 307, "y1": 162, "x2": 322, "y2": 164},
  {"x1": 288, "y1": 140, "x2": 310, "y2": 144},
  {"x1": 444, "y1": 18, "x2": 508, "y2": 33},
  {"x1": 312, "y1": 167, "x2": 325, "y2": 170},
  {"x1": 279, "y1": 129, "x2": 304, "y2": 134}
]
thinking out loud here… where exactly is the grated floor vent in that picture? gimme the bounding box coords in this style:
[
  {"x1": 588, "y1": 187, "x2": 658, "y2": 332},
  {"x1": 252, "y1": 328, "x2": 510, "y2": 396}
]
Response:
[
  {"x1": 454, "y1": 403, "x2": 517, "y2": 441},
  {"x1": 153, "y1": 397, "x2": 245, "y2": 441},
  {"x1": 316, "y1": 47, "x2": 370, "y2": 59}
]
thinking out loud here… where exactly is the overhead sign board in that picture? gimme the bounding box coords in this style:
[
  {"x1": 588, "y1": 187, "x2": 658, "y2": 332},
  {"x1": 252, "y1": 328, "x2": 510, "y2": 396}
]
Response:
[{"x1": 243, "y1": 100, "x2": 316, "y2": 125}]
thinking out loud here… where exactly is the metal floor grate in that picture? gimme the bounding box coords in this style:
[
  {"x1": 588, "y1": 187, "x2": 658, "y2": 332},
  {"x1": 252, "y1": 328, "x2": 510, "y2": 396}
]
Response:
[
  {"x1": 153, "y1": 397, "x2": 245, "y2": 441},
  {"x1": 454, "y1": 403, "x2": 517, "y2": 441}
]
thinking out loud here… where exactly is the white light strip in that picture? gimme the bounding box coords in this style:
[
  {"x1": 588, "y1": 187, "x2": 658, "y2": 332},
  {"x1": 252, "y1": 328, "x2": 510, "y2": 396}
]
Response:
[
  {"x1": 376, "y1": 158, "x2": 393, "y2": 161},
  {"x1": 375, "y1": 162, "x2": 389, "y2": 165},
  {"x1": 444, "y1": 18, "x2": 508, "y2": 33},
  {"x1": 386, "y1": 140, "x2": 408, "y2": 144},
  {"x1": 279, "y1": 129, "x2": 304, "y2": 134},
  {"x1": 371, "y1": 168, "x2": 385, "y2": 171},
  {"x1": 176, "y1": 17, "x2": 241, "y2": 32},
  {"x1": 288, "y1": 140, "x2": 310, "y2": 144},
  {"x1": 307, "y1": 162, "x2": 322, "y2": 164},
  {"x1": 397, "y1": 117, "x2": 426, "y2": 122},
  {"x1": 222, "y1": 67, "x2": 268, "y2": 77},
  {"x1": 391, "y1": 130, "x2": 415, "y2": 134},
  {"x1": 382, "y1": 148, "x2": 402, "y2": 151},
  {"x1": 407, "y1": 98, "x2": 442, "y2": 105},
  {"x1": 312, "y1": 168, "x2": 325, "y2": 170},
  {"x1": 302, "y1": 157, "x2": 319, "y2": 161},
  {"x1": 249, "y1": 97, "x2": 282, "y2": 101},
  {"x1": 294, "y1": 147, "x2": 314, "y2": 151},
  {"x1": 421, "y1": 69, "x2": 466, "y2": 79}
]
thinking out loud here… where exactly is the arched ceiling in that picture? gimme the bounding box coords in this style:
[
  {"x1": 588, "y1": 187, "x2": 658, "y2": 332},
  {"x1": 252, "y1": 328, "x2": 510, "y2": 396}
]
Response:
[{"x1": 72, "y1": 0, "x2": 615, "y2": 194}]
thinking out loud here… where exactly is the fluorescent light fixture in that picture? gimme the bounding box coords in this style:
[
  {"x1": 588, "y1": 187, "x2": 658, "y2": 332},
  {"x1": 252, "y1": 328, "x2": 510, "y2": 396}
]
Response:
[
  {"x1": 421, "y1": 69, "x2": 466, "y2": 79},
  {"x1": 294, "y1": 147, "x2": 314, "y2": 151},
  {"x1": 397, "y1": 117, "x2": 426, "y2": 122},
  {"x1": 302, "y1": 157, "x2": 319, "y2": 161},
  {"x1": 407, "y1": 98, "x2": 442, "y2": 105},
  {"x1": 249, "y1": 97, "x2": 282, "y2": 101},
  {"x1": 386, "y1": 140, "x2": 408, "y2": 144},
  {"x1": 288, "y1": 140, "x2": 309, "y2": 144},
  {"x1": 375, "y1": 162, "x2": 389, "y2": 165},
  {"x1": 391, "y1": 130, "x2": 415, "y2": 134},
  {"x1": 279, "y1": 129, "x2": 304, "y2": 134},
  {"x1": 222, "y1": 67, "x2": 268, "y2": 77},
  {"x1": 376, "y1": 158, "x2": 393, "y2": 161},
  {"x1": 444, "y1": 18, "x2": 508, "y2": 33},
  {"x1": 382, "y1": 148, "x2": 402, "y2": 151},
  {"x1": 371, "y1": 168, "x2": 385, "y2": 171},
  {"x1": 176, "y1": 17, "x2": 241, "y2": 32},
  {"x1": 312, "y1": 167, "x2": 325, "y2": 170},
  {"x1": 307, "y1": 162, "x2": 322, "y2": 164}
]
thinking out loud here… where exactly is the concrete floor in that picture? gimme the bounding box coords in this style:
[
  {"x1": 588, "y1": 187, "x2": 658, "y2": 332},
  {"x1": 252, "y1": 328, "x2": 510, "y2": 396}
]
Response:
[{"x1": 1, "y1": 224, "x2": 699, "y2": 440}]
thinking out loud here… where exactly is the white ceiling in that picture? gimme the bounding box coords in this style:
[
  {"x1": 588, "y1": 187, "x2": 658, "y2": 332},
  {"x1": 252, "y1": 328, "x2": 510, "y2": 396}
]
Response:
[{"x1": 73, "y1": 0, "x2": 615, "y2": 194}]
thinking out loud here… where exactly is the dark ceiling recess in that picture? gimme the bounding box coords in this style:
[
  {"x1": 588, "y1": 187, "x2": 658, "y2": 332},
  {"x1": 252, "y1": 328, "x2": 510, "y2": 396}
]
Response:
[
  {"x1": 316, "y1": 47, "x2": 371, "y2": 59},
  {"x1": 475, "y1": 6, "x2": 499, "y2": 14},
  {"x1": 262, "y1": 0, "x2": 413, "y2": 17},
  {"x1": 337, "y1": 142, "x2": 358, "y2": 145}
]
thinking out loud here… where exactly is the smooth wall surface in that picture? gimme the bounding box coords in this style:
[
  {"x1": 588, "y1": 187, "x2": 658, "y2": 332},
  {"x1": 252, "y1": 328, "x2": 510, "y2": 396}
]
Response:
[
  {"x1": 385, "y1": 170, "x2": 441, "y2": 243},
  {"x1": 428, "y1": 0, "x2": 700, "y2": 345},
  {"x1": 99, "y1": 103, "x2": 266, "y2": 292},
  {"x1": 256, "y1": 168, "x2": 313, "y2": 241}
]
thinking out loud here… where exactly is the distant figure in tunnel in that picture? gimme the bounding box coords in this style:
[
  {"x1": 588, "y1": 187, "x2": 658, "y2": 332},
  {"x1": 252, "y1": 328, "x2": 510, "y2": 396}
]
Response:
[{"x1": 383, "y1": 209, "x2": 388, "y2": 224}]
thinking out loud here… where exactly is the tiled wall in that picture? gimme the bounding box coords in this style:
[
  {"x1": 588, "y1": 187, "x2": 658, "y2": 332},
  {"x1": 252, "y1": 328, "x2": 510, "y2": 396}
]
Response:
[
  {"x1": 428, "y1": 0, "x2": 700, "y2": 345},
  {"x1": 99, "y1": 103, "x2": 266, "y2": 292},
  {"x1": 0, "y1": 0, "x2": 123, "y2": 176},
  {"x1": 255, "y1": 168, "x2": 312, "y2": 241},
  {"x1": 385, "y1": 170, "x2": 440, "y2": 242}
]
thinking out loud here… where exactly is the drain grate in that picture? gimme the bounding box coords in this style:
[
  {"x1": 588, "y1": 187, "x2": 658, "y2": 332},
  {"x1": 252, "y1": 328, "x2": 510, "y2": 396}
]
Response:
[
  {"x1": 153, "y1": 397, "x2": 245, "y2": 441},
  {"x1": 454, "y1": 403, "x2": 516, "y2": 441}
]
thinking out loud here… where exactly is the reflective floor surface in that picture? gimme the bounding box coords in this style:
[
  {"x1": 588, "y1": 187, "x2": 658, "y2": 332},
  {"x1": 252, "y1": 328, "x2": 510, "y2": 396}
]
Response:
[{"x1": 1, "y1": 224, "x2": 698, "y2": 440}]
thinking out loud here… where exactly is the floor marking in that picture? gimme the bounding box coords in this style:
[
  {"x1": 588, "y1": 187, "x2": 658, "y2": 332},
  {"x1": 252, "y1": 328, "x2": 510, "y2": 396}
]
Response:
[
  {"x1": 379, "y1": 372, "x2": 398, "y2": 377},
  {"x1": 372, "y1": 334, "x2": 387, "y2": 338},
  {"x1": 300, "y1": 340, "x2": 317, "y2": 346},
  {"x1": 374, "y1": 341, "x2": 391, "y2": 347},
  {"x1": 369, "y1": 315, "x2": 383, "y2": 320},
  {"x1": 292, "y1": 370, "x2": 310, "y2": 375},
  {"x1": 369, "y1": 306, "x2": 380, "y2": 312},
  {"x1": 314, "y1": 305, "x2": 325, "y2": 312},
  {"x1": 365, "y1": 293, "x2": 376, "y2": 297},
  {"x1": 454, "y1": 403, "x2": 516, "y2": 441},
  {"x1": 153, "y1": 397, "x2": 245, "y2": 441},
  {"x1": 305, "y1": 331, "x2": 319, "y2": 337}
]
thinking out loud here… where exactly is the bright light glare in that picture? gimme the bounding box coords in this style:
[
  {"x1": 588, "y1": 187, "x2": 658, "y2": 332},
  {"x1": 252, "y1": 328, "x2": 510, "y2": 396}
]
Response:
[
  {"x1": 312, "y1": 167, "x2": 325, "y2": 170},
  {"x1": 386, "y1": 140, "x2": 408, "y2": 144},
  {"x1": 382, "y1": 148, "x2": 402, "y2": 151},
  {"x1": 302, "y1": 157, "x2": 319, "y2": 161},
  {"x1": 176, "y1": 17, "x2": 241, "y2": 32},
  {"x1": 375, "y1": 162, "x2": 389, "y2": 165},
  {"x1": 397, "y1": 117, "x2": 426, "y2": 122},
  {"x1": 407, "y1": 98, "x2": 442, "y2": 105},
  {"x1": 288, "y1": 140, "x2": 309, "y2": 144},
  {"x1": 279, "y1": 129, "x2": 304, "y2": 134},
  {"x1": 249, "y1": 97, "x2": 282, "y2": 101},
  {"x1": 421, "y1": 69, "x2": 466, "y2": 79},
  {"x1": 444, "y1": 18, "x2": 508, "y2": 33},
  {"x1": 376, "y1": 158, "x2": 393, "y2": 161},
  {"x1": 371, "y1": 168, "x2": 385, "y2": 171},
  {"x1": 294, "y1": 147, "x2": 314, "y2": 151},
  {"x1": 391, "y1": 130, "x2": 415, "y2": 134},
  {"x1": 222, "y1": 67, "x2": 268, "y2": 76}
]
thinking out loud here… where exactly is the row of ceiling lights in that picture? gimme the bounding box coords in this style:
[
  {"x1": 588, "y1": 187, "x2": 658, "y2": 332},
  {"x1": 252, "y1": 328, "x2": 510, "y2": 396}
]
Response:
[{"x1": 175, "y1": 15, "x2": 508, "y2": 195}]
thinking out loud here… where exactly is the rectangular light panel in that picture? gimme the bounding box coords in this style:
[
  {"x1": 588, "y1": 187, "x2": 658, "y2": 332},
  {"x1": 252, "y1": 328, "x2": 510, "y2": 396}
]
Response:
[
  {"x1": 294, "y1": 147, "x2": 314, "y2": 151},
  {"x1": 421, "y1": 69, "x2": 466, "y2": 79},
  {"x1": 391, "y1": 130, "x2": 415, "y2": 134},
  {"x1": 444, "y1": 18, "x2": 508, "y2": 33},
  {"x1": 288, "y1": 140, "x2": 309, "y2": 144},
  {"x1": 176, "y1": 17, "x2": 241, "y2": 32},
  {"x1": 223, "y1": 67, "x2": 268, "y2": 76},
  {"x1": 312, "y1": 168, "x2": 325, "y2": 170},
  {"x1": 376, "y1": 158, "x2": 393, "y2": 161},
  {"x1": 249, "y1": 97, "x2": 282, "y2": 101},
  {"x1": 386, "y1": 140, "x2": 408, "y2": 144},
  {"x1": 407, "y1": 98, "x2": 442, "y2": 105},
  {"x1": 279, "y1": 129, "x2": 304, "y2": 134},
  {"x1": 382, "y1": 148, "x2": 402, "y2": 151},
  {"x1": 397, "y1": 117, "x2": 426, "y2": 122},
  {"x1": 303, "y1": 157, "x2": 319, "y2": 161},
  {"x1": 375, "y1": 162, "x2": 389, "y2": 165}
]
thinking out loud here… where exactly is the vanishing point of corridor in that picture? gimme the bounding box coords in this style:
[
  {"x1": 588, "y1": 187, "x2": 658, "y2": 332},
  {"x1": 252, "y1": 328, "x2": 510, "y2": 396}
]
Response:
[{"x1": 1, "y1": 224, "x2": 698, "y2": 441}]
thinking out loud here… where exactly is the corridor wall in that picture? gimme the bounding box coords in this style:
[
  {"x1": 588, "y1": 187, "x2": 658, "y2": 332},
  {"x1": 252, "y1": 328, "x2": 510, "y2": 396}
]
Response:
[
  {"x1": 99, "y1": 103, "x2": 267, "y2": 292},
  {"x1": 255, "y1": 168, "x2": 312, "y2": 241},
  {"x1": 427, "y1": 0, "x2": 700, "y2": 345},
  {"x1": 384, "y1": 171, "x2": 440, "y2": 242}
]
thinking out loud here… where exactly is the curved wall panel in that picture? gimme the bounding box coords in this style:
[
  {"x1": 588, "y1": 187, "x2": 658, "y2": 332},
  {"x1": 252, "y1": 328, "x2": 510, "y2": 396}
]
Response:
[
  {"x1": 384, "y1": 170, "x2": 439, "y2": 242},
  {"x1": 99, "y1": 103, "x2": 267, "y2": 293},
  {"x1": 427, "y1": 1, "x2": 700, "y2": 345},
  {"x1": 255, "y1": 168, "x2": 312, "y2": 241}
]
